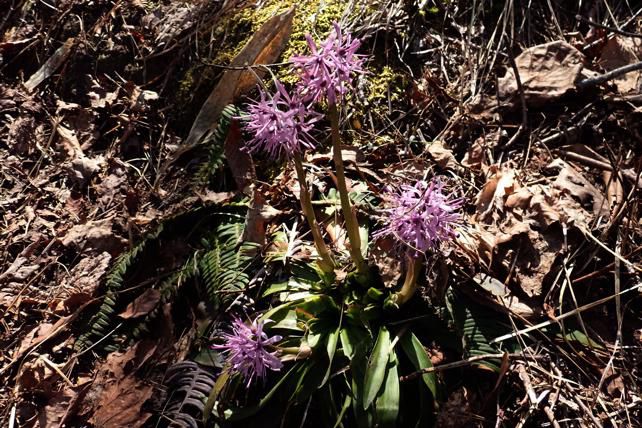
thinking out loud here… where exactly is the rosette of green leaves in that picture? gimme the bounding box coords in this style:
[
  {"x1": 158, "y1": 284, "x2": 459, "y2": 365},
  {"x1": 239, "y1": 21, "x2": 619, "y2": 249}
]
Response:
[{"x1": 206, "y1": 262, "x2": 439, "y2": 427}]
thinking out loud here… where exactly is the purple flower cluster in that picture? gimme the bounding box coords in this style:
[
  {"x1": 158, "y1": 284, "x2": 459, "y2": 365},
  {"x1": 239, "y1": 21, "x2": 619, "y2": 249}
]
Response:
[
  {"x1": 213, "y1": 316, "x2": 283, "y2": 386},
  {"x1": 291, "y1": 22, "x2": 364, "y2": 105},
  {"x1": 375, "y1": 179, "x2": 463, "y2": 256},
  {"x1": 244, "y1": 82, "x2": 321, "y2": 159},
  {"x1": 242, "y1": 23, "x2": 364, "y2": 159}
]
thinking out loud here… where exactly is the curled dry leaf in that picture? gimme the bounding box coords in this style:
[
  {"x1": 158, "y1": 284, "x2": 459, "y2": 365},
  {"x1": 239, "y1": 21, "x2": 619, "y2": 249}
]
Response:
[
  {"x1": 475, "y1": 165, "x2": 519, "y2": 222},
  {"x1": 119, "y1": 288, "x2": 162, "y2": 319},
  {"x1": 498, "y1": 41, "x2": 585, "y2": 106},
  {"x1": 426, "y1": 140, "x2": 459, "y2": 170}
]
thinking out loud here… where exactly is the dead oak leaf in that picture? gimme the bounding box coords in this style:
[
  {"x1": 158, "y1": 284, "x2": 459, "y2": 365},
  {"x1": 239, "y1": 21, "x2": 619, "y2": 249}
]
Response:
[
  {"x1": 88, "y1": 376, "x2": 153, "y2": 428},
  {"x1": 498, "y1": 41, "x2": 585, "y2": 106}
]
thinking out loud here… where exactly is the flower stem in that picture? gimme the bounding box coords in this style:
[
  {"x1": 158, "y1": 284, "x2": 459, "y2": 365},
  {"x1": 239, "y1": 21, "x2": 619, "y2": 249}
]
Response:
[
  {"x1": 278, "y1": 344, "x2": 313, "y2": 359},
  {"x1": 293, "y1": 154, "x2": 335, "y2": 273},
  {"x1": 394, "y1": 254, "x2": 423, "y2": 306},
  {"x1": 328, "y1": 102, "x2": 367, "y2": 274}
]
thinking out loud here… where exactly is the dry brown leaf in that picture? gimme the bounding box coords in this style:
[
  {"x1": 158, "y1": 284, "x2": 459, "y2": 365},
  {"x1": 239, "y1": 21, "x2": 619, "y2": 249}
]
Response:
[
  {"x1": 14, "y1": 323, "x2": 55, "y2": 358},
  {"x1": 599, "y1": 36, "x2": 642, "y2": 94},
  {"x1": 88, "y1": 377, "x2": 153, "y2": 428},
  {"x1": 369, "y1": 237, "x2": 402, "y2": 288},
  {"x1": 528, "y1": 189, "x2": 562, "y2": 228},
  {"x1": 494, "y1": 225, "x2": 563, "y2": 297},
  {"x1": 547, "y1": 159, "x2": 608, "y2": 219},
  {"x1": 242, "y1": 186, "x2": 282, "y2": 246},
  {"x1": 461, "y1": 136, "x2": 486, "y2": 171},
  {"x1": 498, "y1": 41, "x2": 584, "y2": 106},
  {"x1": 50, "y1": 292, "x2": 92, "y2": 315},
  {"x1": 181, "y1": 8, "x2": 295, "y2": 149},
  {"x1": 56, "y1": 123, "x2": 83, "y2": 158},
  {"x1": 16, "y1": 356, "x2": 52, "y2": 392},
  {"x1": 88, "y1": 83, "x2": 120, "y2": 108},
  {"x1": 61, "y1": 218, "x2": 127, "y2": 254},
  {"x1": 37, "y1": 381, "x2": 90, "y2": 428},
  {"x1": 119, "y1": 288, "x2": 161, "y2": 319},
  {"x1": 426, "y1": 140, "x2": 459, "y2": 170},
  {"x1": 85, "y1": 342, "x2": 157, "y2": 427},
  {"x1": 195, "y1": 190, "x2": 236, "y2": 205},
  {"x1": 224, "y1": 119, "x2": 256, "y2": 194},
  {"x1": 475, "y1": 165, "x2": 519, "y2": 222},
  {"x1": 59, "y1": 252, "x2": 112, "y2": 297}
]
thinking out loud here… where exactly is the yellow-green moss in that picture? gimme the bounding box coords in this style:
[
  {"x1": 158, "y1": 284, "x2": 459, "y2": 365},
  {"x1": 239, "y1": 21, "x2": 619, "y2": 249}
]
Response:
[
  {"x1": 366, "y1": 65, "x2": 407, "y2": 105},
  {"x1": 210, "y1": 0, "x2": 349, "y2": 83}
]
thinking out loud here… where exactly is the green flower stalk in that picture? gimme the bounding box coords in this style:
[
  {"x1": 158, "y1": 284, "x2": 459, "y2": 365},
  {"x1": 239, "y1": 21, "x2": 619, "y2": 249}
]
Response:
[
  {"x1": 328, "y1": 104, "x2": 367, "y2": 274},
  {"x1": 243, "y1": 83, "x2": 335, "y2": 273},
  {"x1": 387, "y1": 254, "x2": 423, "y2": 308},
  {"x1": 291, "y1": 23, "x2": 367, "y2": 274},
  {"x1": 293, "y1": 154, "x2": 336, "y2": 273}
]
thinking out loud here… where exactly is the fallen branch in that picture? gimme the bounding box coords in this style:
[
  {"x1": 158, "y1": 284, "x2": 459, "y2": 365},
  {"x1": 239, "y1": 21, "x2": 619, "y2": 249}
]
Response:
[
  {"x1": 399, "y1": 353, "x2": 547, "y2": 382},
  {"x1": 558, "y1": 150, "x2": 642, "y2": 188},
  {"x1": 577, "y1": 60, "x2": 642, "y2": 89},
  {"x1": 491, "y1": 281, "x2": 642, "y2": 343}
]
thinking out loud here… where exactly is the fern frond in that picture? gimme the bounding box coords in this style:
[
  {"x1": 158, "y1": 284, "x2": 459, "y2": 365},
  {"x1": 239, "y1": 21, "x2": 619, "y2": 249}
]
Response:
[
  {"x1": 195, "y1": 104, "x2": 243, "y2": 186},
  {"x1": 75, "y1": 207, "x2": 245, "y2": 352},
  {"x1": 198, "y1": 222, "x2": 259, "y2": 310},
  {"x1": 74, "y1": 224, "x2": 166, "y2": 351},
  {"x1": 128, "y1": 255, "x2": 200, "y2": 343},
  {"x1": 159, "y1": 361, "x2": 218, "y2": 428}
]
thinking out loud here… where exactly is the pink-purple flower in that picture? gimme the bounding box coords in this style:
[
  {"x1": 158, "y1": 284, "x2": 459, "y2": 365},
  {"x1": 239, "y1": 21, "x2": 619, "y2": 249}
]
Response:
[
  {"x1": 243, "y1": 81, "x2": 321, "y2": 159},
  {"x1": 213, "y1": 316, "x2": 283, "y2": 385},
  {"x1": 291, "y1": 22, "x2": 364, "y2": 105},
  {"x1": 375, "y1": 179, "x2": 463, "y2": 256}
]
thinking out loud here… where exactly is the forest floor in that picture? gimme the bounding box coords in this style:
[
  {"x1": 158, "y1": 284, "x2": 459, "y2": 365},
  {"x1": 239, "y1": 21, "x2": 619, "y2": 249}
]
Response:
[{"x1": 1, "y1": 0, "x2": 642, "y2": 427}]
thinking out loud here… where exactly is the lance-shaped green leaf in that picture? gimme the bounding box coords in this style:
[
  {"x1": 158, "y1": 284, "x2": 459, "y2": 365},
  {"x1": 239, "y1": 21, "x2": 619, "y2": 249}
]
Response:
[
  {"x1": 375, "y1": 352, "x2": 399, "y2": 428},
  {"x1": 363, "y1": 326, "x2": 391, "y2": 409},
  {"x1": 320, "y1": 325, "x2": 341, "y2": 387},
  {"x1": 399, "y1": 332, "x2": 437, "y2": 398}
]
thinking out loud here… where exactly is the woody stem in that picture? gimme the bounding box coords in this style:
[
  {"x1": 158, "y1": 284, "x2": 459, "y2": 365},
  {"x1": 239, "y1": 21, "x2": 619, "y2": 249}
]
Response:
[
  {"x1": 293, "y1": 154, "x2": 335, "y2": 273},
  {"x1": 328, "y1": 102, "x2": 367, "y2": 274}
]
